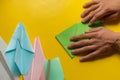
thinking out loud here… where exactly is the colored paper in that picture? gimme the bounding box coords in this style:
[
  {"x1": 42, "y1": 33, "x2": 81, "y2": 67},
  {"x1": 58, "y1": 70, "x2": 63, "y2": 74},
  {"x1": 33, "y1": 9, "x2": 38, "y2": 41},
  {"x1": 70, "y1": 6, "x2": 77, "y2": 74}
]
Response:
[
  {"x1": 56, "y1": 22, "x2": 104, "y2": 58},
  {"x1": 5, "y1": 23, "x2": 34, "y2": 75},
  {"x1": 0, "y1": 37, "x2": 19, "y2": 80},
  {"x1": 44, "y1": 58, "x2": 64, "y2": 80},
  {"x1": 0, "y1": 59, "x2": 12, "y2": 80},
  {"x1": 19, "y1": 75, "x2": 24, "y2": 80},
  {"x1": 24, "y1": 37, "x2": 46, "y2": 80}
]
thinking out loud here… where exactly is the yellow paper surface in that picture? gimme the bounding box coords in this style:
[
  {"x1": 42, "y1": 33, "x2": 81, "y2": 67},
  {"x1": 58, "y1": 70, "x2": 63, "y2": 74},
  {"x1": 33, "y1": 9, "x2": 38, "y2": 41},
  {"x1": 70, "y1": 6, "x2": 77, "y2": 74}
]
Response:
[
  {"x1": 19, "y1": 75, "x2": 23, "y2": 80},
  {"x1": 1, "y1": 0, "x2": 120, "y2": 80}
]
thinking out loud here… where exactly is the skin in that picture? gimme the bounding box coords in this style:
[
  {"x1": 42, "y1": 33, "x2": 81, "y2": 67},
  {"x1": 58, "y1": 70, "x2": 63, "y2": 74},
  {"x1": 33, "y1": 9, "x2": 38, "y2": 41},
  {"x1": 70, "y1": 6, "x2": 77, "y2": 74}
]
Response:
[
  {"x1": 81, "y1": 0, "x2": 120, "y2": 26},
  {"x1": 68, "y1": 27, "x2": 120, "y2": 62}
]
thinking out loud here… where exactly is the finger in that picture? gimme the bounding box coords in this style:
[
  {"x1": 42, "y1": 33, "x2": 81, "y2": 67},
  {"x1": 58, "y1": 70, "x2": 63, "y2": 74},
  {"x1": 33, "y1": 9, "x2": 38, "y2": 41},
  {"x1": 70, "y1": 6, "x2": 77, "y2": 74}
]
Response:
[
  {"x1": 85, "y1": 27, "x2": 103, "y2": 33},
  {"x1": 70, "y1": 33, "x2": 96, "y2": 41},
  {"x1": 82, "y1": 8, "x2": 101, "y2": 23},
  {"x1": 80, "y1": 45, "x2": 108, "y2": 62},
  {"x1": 68, "y1": 39, "x2": 97, "y2": 49},
  {"x1": 88, "y1": 9, "x2": 111, "y2": 26},
  {"x1": 83, "y1": 1, "x2": 98, "y2": 8},
  {"x1": 80, "y1": 49, "x2": 101, "y2": 62},
  {"x1": 71, "y1": 45, "x2": 98, "y2": 55},
  {"x1": 81, "y1": 5, "x2": 99, "y2": 18},
  {"x1": 101, "y1": 13, "x2": 118, "y2": 23}
]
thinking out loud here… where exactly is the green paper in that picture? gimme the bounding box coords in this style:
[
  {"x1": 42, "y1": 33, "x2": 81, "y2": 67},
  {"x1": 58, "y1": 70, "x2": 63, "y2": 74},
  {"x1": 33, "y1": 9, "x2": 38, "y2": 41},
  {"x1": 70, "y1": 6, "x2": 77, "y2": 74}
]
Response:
[
  {"x1": 44, "y1": 58, "x2": 64, "y2": 80},
  {"x1": 56, "y1": 21, "x2": 104, "y2": 58}
]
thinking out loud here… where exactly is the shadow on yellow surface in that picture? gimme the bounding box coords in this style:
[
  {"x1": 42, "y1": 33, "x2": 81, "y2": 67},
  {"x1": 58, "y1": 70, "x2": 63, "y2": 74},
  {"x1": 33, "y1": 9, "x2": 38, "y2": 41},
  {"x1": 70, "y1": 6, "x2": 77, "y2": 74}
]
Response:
[{"x1": 1, "y1": 0, "x2": 120, "y2": 80}]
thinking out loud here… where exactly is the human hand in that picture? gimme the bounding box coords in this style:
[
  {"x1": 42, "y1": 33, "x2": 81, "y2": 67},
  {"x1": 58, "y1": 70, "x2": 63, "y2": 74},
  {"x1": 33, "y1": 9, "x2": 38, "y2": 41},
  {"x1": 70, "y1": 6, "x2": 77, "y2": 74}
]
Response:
[
  {"x1": 81, "y1": 0, "x2": 120, "y2": 26},
  {"x1": 68, "y1": 27, "x2": 120, "y2": 62}
]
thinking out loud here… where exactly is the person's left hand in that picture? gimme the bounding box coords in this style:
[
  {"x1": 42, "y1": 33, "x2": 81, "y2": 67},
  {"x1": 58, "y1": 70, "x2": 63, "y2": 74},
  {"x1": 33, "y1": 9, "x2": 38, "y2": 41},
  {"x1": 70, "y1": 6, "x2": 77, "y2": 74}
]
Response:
[
  {"x1": 68, "y1": 27, "x2": 120, "y2": 62},
  {"x1": 81, "y1": 0, "x2": 120, "y2": 26}
]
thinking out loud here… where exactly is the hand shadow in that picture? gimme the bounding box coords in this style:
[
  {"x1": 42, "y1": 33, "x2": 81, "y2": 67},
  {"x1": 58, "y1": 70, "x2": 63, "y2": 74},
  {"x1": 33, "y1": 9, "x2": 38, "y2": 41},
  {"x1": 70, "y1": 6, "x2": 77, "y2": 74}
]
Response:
[
  {"x1": 102, "y1": 18, "x2": 120, "y2": 26},
  {"x1": 75, "y1": 51, "x2": 116, "y2": 62}
]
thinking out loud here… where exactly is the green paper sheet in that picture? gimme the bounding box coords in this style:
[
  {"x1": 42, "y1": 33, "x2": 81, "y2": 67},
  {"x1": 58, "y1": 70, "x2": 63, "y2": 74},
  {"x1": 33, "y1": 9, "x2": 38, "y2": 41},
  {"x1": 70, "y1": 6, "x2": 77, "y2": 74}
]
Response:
[
  {"x1": 44, "y1": 58, "x2": 64, "y2": 80},
  {"x1": 56, "y1": 21, "x2": 104, "y2": 58}
]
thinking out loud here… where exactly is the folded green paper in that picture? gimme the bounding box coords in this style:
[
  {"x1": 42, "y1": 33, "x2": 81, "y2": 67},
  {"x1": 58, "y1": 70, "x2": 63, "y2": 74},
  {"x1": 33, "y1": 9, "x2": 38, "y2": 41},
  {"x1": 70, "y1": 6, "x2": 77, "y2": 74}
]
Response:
[{"x1": 56, "y1": 22, "x2": 104, "y2": 58}]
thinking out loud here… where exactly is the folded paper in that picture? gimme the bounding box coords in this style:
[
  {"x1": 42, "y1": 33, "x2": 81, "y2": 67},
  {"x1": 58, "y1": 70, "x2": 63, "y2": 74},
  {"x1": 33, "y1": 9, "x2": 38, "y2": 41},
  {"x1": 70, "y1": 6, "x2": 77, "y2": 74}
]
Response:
[
  {"x1": 56, "y1": 22, "x2": 104, "y2": 58},
  {"x1": 44, "y1": 58, "x2": 64, "y2": 80},
  {"x1": 5, "y1": 23, "x2": 34, "y2": 76},
  {"x1": 24, "y1": 37, "x2": 45, "y2": 80},
  {"x1": 0, "y1": 37, "x2": 19, "y2": 80}
]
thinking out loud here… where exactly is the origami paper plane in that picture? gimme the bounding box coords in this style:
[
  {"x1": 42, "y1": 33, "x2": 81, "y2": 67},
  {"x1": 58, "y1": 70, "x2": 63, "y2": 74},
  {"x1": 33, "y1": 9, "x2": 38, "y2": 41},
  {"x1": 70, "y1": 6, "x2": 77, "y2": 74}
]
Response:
[
  {"x1": 56, "y1": 21, "x2": 104, "y2": 58},
  {"x1": 44, "y1": 58, "x2": 64, "y2": 80},
  {"x1": 5, "y1": 23, "x2": 34, "y2": 76},
  {"x1": 0, "y1": 37, "x2": 19, "y2": 80},
  {"x1": 24, "y1": 37, "x2": 46, "y2": 80}
]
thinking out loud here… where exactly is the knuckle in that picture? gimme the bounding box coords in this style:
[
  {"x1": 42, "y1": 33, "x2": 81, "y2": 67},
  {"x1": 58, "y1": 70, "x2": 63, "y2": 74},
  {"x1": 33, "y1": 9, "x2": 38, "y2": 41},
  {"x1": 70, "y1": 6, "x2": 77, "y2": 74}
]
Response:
[
  {"x1": 94, "y1": 14, "x2": 99, "y2": 19},
  {"x1": 95, "y1": 39, "x2": 101, "y2": 43},
  {"x1": 87, "y1": 35, "x2": 91, "y2": 38},
  {"x1": 105, "y1": 8, "x2": 111, "y2": 12},
  {"x1": 90, "y1": 13, "x2": 94, "y2": 17},
  {"x1": 85, "y1": 45, "x2": 95, "y2": 50},
  {"x1": 92, "y1": 33, "x2": 98, "y2": 37},
  {"x1": 92, "y1": 45, "x2": 98, "y2": 48},
  {"x1": 90, "y1": 39, "x2": 96, "y2": 43},
  {"x1": 88, "y1": 40, "x2": 94, "y2": 44},
  {"x1": 88, "y1": 13, "x2": 94, "y2": 19},
  {"x1": 85, "y1": 47, "x2": 91, "y2": 50}
]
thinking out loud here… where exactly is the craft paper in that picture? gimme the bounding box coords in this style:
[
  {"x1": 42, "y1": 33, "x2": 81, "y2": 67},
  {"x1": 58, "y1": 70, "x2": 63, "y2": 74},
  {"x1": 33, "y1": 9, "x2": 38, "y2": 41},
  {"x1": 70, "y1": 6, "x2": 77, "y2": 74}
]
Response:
[
  {"x1": 0, "y1": 37, "x2": 19, "y2": 80},
  {"x1": 0, "y1": 58, "x2": 12, "y2": 80},
  {"x1": 5, "y1": 23, "x2": 34, "y2": 76},
  {"x1": 56, "y1": 21, "x2": 104, "y2": 58},
  {"x1": 44, "y1": 58, "x2": 64, "y2": 80},
  {"x1": 24, "y1": 37, "x2": 45, "y2": 80}
]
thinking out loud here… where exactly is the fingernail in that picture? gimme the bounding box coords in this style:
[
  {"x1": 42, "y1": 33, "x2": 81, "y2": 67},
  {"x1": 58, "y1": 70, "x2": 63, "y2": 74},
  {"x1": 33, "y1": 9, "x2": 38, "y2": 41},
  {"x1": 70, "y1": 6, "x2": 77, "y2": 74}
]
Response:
[
  {"x1": 80, "y1": 58, "x2": 84, "y2": 62},
  {"x1": 88, "y1": 23, "x2": 92, "y2": 26},
  {"x1": 81, "y1": 14, "x2": 84, "y2": 18},
  {"x1": 68, "y1": 45, "x2": 72, "y2": 49},
  {"x1": 85, "y1": 30, "x2": 90, "y2": 33},
  {"x1": 83, "y1": 4, "x2": 87, "y2": 8},
  {"x1": 71, "y1": 50, "x2": 75, "y2": 54},
  {"x1": 70, "y1": 37, "x2": 74, "y2": 40},
  {"x1": 82, "y1": 19, "x2": 86, "y2": 23}
]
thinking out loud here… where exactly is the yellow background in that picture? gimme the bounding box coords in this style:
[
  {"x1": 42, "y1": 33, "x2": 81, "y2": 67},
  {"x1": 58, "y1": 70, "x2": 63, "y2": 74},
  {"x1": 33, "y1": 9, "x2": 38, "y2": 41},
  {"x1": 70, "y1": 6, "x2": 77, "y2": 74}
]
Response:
[{"x1": 1, "y1": 0, "x2": 120, "y2": 80}]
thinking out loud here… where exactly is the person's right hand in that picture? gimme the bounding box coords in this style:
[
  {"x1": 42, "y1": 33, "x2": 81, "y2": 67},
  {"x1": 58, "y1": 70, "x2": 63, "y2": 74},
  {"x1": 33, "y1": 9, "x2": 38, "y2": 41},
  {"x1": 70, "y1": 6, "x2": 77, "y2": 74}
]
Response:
[
  {"x1": 68, "y1": 27, "x2": 120, "y2": 62},
  {"x1": 81, "y1": 0, "x2": 120, "y2": 26}
]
